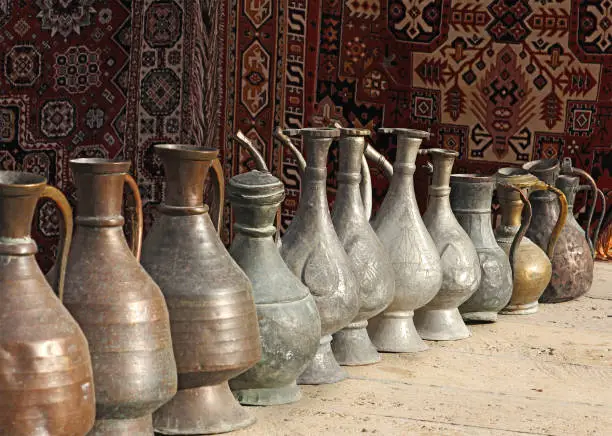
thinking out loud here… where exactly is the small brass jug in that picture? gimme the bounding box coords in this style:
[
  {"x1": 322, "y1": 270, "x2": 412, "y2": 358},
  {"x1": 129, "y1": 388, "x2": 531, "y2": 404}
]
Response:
[{"x1": 495, "y1": 168, "x2": 567, "y2": 314}]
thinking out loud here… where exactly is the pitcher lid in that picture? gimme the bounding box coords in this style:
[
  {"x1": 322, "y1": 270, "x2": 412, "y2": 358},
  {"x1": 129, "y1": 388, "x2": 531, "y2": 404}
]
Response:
[{"x1": 228, "y1": 170, "x2": 285, "y2": 204}]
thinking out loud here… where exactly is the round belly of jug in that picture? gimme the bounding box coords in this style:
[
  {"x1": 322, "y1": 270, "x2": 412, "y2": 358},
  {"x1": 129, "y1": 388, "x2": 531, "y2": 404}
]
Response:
[
  {"x1": 460, "y1": 248, "x2": 513, "y2": 317},
  {"x1": 542, "y1": 228, "x2": 594, "y2": 303},
  {"x1": 230, "y1": 295, "x2": 320, "y2": 392}
]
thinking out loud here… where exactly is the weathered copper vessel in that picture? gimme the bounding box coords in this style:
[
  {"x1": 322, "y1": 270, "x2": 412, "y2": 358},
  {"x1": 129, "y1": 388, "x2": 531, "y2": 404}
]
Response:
[
  {"x1": 451, "y1": 175, "x2": 513, "y2": 322},
  {"x1": 0, "y1": 171, "x2": 95, "y2": 435},
  {"x1": 61, "y1": 159, "x2": 177, "y2": 435},
  {"x1": 365, "y1": 128, "x2": 443, "y2": 352},
  {"x1": 141, "y1": 145, "x2": 260, "y2": 434},
  {"x1": 495, "y1": 168, "x2": 567, "y2": 314},
  {"x1": 523, "y1": 158, "x2": 600, "y2": 302},
  {"x1": 559, "y1": 158, "x2": 606, "y2": 259},
  {"x1": 275, "y1": 127, "x2": 359, "y2": 384},
  {"x1": 414, "y1": 149, "x2": 481, "y2": 340},
  {"x1": 330, "y1": 128, "x2": 395, "y2": 365},
  {"x1": 228, "y1": 133, "x2": 320, "y2": 405}
]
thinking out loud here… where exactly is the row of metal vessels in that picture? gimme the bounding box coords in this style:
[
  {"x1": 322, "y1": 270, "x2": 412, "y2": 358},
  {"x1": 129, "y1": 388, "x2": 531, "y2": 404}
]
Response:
[{"x1": 0, "y1": 127, "x2": 605, "y2": 435}]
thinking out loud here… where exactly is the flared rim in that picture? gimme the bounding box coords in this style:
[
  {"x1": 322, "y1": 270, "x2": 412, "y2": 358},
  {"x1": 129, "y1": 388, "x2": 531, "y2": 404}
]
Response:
[
  {"x1": 523, "y1": 158, "x2": 559, "y2": 173},
  {"x1": 154, "y1": 144, "x2": 219, "y2": 161},
  {"x1": 0, "y1": 170, "x2": 47, "y2": 188},
  {"x1": 70, "y1": 158, "x2": 131, "y2": 174},
  {"x1": 450, "y1": 173, "x2": 494, "y2": 183}
]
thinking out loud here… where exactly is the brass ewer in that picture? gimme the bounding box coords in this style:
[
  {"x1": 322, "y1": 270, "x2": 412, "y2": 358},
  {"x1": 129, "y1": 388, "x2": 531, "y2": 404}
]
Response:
[
  {"x1": 495, "y1": 168, "x2": 568, "y2": 314},
  {"x1": 0, "y1": 171, "x2": 95, "y2": 435}
]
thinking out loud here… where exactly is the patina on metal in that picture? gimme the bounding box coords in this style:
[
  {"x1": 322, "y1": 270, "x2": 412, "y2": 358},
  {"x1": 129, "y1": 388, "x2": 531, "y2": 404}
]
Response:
[
  {"x1": 0, "y1": 171, "x2": 95, "y2": 435},
  {"x1": 330, "y1": 128, "x2": 395, "y2": 365},
  {"x1": 365, "y1": 128, "x2": 443, "y2": 353},
  {"x1": 61, "y1": 159, "x2": 177, "y2": 435},
  {"x1": 450, "y1": 174, "x2": 513, "y2": 322},
  {"x1": 141, "y1": 144, "x2": 261, "y2": 435},
  {"x1": 560, "y1": 158, "x2": 606, "y2": 258},
  {"x1": 414, "y1": 149, "x2": 481, "y2": 340},
  {"x1": 522, "y1": 158, "x2": 604, "y2": 303},
  {"x1": 228, "y1": 133, "x2": 320, "y2": 405},
  {"x1": 274, "y1": 127, "x2": 359, "y2": 384},
  {"x1": 495, "y1": 168, "x2": 567, "y2": 314}
]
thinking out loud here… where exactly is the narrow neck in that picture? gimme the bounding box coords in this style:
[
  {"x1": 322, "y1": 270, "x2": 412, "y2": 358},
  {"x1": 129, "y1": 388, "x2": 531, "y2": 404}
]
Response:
[
  {"x1": 160, "y1": 155, "x2": 212, "y2": 214},
  {"x1": 299, "y1": 137, "x2": 333, "y2": 212},
  {"x1": 337, "y1": 136, "x2": 364, "y2": 189},
  {"x1": 498, "y1": 189, "x2": 524, "y2": 229},
  {"x1": 231, "y1": 199, "x2": 282, "y2": 238},
  {"x1": 0, "y1": 190, "x2": 41, "y2": 240},
  {"x1": 427, "y1": 152, "x2": 455, "y2": 208},
  {"x1": 394, "y1": 137, "x2": 421, "y2": 173},
  {"x1": 73, "y1": 171, "x2": 126, "y2": 227}
]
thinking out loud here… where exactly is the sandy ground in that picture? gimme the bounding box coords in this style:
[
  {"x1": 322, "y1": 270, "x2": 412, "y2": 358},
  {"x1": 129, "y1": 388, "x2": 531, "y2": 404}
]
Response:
[{"x1": 234, "y1": 262, "x2": 612, "y2": 436}]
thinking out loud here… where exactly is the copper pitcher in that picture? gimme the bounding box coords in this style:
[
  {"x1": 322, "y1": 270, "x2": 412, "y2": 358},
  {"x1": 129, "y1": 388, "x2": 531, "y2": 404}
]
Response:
[
  {"x1": 495, "y1": 168, "x2": 568, "y2": 314},
  {"x1": 0, "y1": 171, "x2": 95, "y2": 435},
  {"x1": 523, "y1": 158, "x2": 604, "y2": 302},
  {"x1": 141, "y1": 145, "x2": 261, "y2": 435},
  {"x1": 61, "y1": 159, "x2": 177, "y2": 435}
]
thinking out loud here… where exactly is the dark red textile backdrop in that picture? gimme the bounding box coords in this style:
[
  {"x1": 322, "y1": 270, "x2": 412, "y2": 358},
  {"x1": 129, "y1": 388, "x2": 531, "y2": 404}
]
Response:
[
  {"x1": 0, "y1": 1, "x2": 610, "y2": 266},
  {"x1": 221, "y1": 0, "x2": 612, "y2": 256}
]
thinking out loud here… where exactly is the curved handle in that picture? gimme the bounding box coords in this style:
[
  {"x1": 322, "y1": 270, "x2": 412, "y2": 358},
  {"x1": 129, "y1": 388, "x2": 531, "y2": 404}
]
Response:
[
  {"x1": 361, "y1": 154, "x2": 373, "y2": 221},
  {"x1": 542, "y1": 184, "x2": 568, "y2": 259},
  {"x1": 499, "y1": 183, "x2": 532, "y2": 273},
  {"x1": 123, "y1": 174, "x2": 144, "y2": 261},
  {"x1": 592, "y1": 189, "x2": 606, "y2": 259},
  {"x1": 41, "y1": 186, "x2": 73, "y2": 302},
  {"x1": 210, "y1": 158, "x2": 225, "y2": 234},
  {"x1": 274, "y1": 127, "x2": 306, "y2": 174},
  {"x1": 568, "y1": 168, "x2": 598, "y2": 256}
]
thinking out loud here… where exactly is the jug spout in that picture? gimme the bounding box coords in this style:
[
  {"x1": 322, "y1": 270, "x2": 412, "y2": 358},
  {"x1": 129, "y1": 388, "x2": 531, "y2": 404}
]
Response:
[{"x1": 274, "y1": 127, "x2": 307, "y2": 174}]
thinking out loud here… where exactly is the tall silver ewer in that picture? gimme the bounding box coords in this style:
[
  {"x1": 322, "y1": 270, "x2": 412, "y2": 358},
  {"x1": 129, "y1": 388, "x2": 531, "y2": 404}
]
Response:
[
  {"x1": 365, "y1": 128, "x2": 443, "y2": 352},
  {"x1": 330, "y1": 128, "x2": 395, "y2": 365},
  {"x1": 275, "y1": 127, "x2": 359, "y2": 384},
  {"x1": 415, "y1": 149, "x2": 481, "y2": 340}
]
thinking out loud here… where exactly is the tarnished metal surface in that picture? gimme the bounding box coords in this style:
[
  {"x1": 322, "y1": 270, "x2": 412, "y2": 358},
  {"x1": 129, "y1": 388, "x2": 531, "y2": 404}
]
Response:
[
  {"x1": 227, "y1": 137, "x2": 320, "y2": 405},
  {"x1": 141, "y1": 145, "x2": 260, "y2": 434},
  {"x1": 276, "y1": 128, "x2": 359, "y2": 384},
  {"x1": 524, "y1": 159, "x2": 593, "y2": 302},
  {"x1": 0, "y1": 171, "x2": 95, "y2": 435},
  {"x1": 61, "y1": 159, "x2": 177, "y2": 435},
  {"x1": 415, "y1": 149, "x2": 481, "y2": 340},
  {"x1": 330, "y1": 128, "x2": 395, "y2": 365},
  {"x1": 495, "y1": 168, "x2": 566, "y2": 314},
  {"x1": 366, "y1": 128, "x2": 443, "y2": 352},
  {"x1": 451, "y1": 175, "x2": 513, "y2": 322}
]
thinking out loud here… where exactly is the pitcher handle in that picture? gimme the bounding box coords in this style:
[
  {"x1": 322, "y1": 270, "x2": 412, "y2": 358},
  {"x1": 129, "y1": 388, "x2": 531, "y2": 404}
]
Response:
[
  {"x1": 499, "y1": 183, "x2": 531, "y2": 273},
  {"x1": 210, "y1": 158, "x2": 225, "y2": 234},
  {"x1": 592, "y1": 189, "x2": 606, "y2": 259},
  {"x1": 537, "y1": 184, "x2": 568, "y2": 259},
  {"x1": 123, "y1": 174, "x2": 144, "y2": 261},
  {"x1": 41, "y1": 186, "x2": 73, "y2": 302},
  {"x1": 274, "y1": 127, "x2": 306, "y2": 174}
]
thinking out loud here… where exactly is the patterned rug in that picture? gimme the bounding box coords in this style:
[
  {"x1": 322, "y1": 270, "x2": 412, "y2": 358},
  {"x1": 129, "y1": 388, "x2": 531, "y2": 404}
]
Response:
[
  {"x1": 0, "y1": 0, "x2": 610, "y2": 266},
  {"x1": 0, "y1": 0, "x2": 210, "y2": 269},
  {"x1": 222, "y1": 0, "x2": 612, "y2": 250}
]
